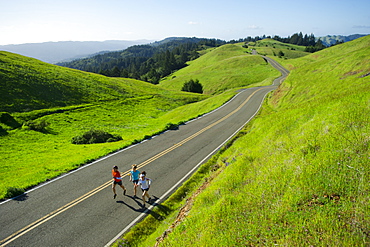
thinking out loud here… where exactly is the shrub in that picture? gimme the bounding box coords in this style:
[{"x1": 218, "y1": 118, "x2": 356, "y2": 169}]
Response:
[
  {"x1": 5, "y1": 187, "x2": 25, "y2": 198},
  {"x1": 165, "y1": 123, "x2": 179, "y2": 130},
  {"x1": 278, "y1": 50, "x2": 285, "y2": 57},
  {"x1": 71, "y1": 129, "x2": 122, "y2": 144},
  {"x1": 0, "y1": 112, "x2": 21, "y2": 128},
  {"x1": 181, "y1": 79, "x2": 203, "y2": 94},
  {"x1": 22, "y1": 119, "x2": 49, "y2": 132},
  {"x1": 0, "y1": 126, "x2": 7, "y2": 136}
]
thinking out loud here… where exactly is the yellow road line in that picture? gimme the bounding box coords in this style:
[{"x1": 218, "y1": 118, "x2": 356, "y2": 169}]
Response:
[{"x1": 0, "y1": 87, "x2": 269, "y2": 246}]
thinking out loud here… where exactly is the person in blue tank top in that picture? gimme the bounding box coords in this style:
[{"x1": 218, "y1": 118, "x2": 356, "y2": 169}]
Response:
[{"x1": 129, "y1": 164, "x2": 140, "y2": 197}]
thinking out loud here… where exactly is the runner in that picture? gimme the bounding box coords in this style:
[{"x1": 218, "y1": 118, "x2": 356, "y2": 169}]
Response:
[
  {"x1": 129, "y1": 164, "x2": 140, "y2": 197},
  {"x1": 137, "y1": 171, "x2": 152, "y2": 207},
  {"x1": 112, "y1": 165, "x2": 126, "y2": 199}
]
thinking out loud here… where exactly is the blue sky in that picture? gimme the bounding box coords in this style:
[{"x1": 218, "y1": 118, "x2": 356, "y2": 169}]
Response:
[{"x1": 1, "y1": 0, "x2": 369, "y2": 45}]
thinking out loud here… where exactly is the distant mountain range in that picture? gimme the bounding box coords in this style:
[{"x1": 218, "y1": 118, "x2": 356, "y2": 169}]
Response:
[
  {"x1": 318, "y1": 34, "x2": 367, "y2": 46},
  {"x1": 0, "y1": 40, "x2": 151, "y2": 64},
  {"x1": 0, "y1": 34, "x2": 367, "y2": 64}
]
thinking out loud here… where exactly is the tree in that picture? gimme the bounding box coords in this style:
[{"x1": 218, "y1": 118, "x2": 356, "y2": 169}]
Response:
[
  {"x1": 111, "y1": 66, "x2": 121, "y2": 77},
  {"x1": 120, "y1": 68, "x2": 129, "y2": 78},
  {"x1": 147, "y1": 68, "x2": 160, "y2": 84},
  {"x1": 290, "y1": 33, "x2": 299, "y2": 44},
  {"x1": 304, "y1": 39, "x2": 326, "y2": 53},
  {"x1": 181, "y1": 79, "x2": 203, "y2": 94}
]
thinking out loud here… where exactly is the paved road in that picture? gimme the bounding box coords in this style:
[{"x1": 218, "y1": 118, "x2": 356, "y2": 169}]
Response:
[{"x1": 0, "y1": 56, "x2": 288, "y2": 247}]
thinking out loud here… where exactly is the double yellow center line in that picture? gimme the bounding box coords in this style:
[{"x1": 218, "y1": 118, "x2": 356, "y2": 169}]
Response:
[{"x1": 1, "y1": 87, "x2": 267, "y2": 246}]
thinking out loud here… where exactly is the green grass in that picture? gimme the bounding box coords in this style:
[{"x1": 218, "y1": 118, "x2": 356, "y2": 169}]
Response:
[
  {"x1": 0, "y1": 95, "x2": 195, "y2": 197},
  {"x1": 1, "y1": 91, "x2": 245, "y2": 199},
  {"x1": 159, "y1": 43, "x2": 280, "y2": 94},
  {"x1": 0, "y1": 51, "x2": 179, "y2": 112},
  {"x1": 119, "y1": 36, "x2": 370, "y2": 246},
  {"x1": 249, "y1": 38, "x2": 310, "y2": 59}
]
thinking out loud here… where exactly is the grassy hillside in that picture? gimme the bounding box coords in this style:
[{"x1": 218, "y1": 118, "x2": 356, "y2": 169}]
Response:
[
  {"x1": 249, "y1": 38, "x2": 310, "y2": 59},
  {"x1": 159, "y1": 43, "x2": 280, "y2": 94},
  {"x1": 0, "y1": 51, "x2": 183, "y2": 113},
  {"x1": 119, "y1": 36, "x2": 370, "y2": 246}
]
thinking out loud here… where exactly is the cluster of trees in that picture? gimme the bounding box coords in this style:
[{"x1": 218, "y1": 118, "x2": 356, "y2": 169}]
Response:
[
  {"x1": 232, "y1": 32, "x2": 327, "y2": 53},
  {"x1": 59, "y1": 38, "x2": 226, "y2": 84},
  {"x1": 272, "y1": 32, "x2": 317, "y2": 46},
  {"x1": 272, "y1": 32, "x2": 326, "y2": 52}
]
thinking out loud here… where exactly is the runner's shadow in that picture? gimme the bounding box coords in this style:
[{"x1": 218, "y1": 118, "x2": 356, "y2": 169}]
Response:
[
  {"x1": 116, "y1": 200, "x2": 144, "y2": 212},
  {"x1": 116, "y1": 195, "x2": 171, "y2": 216},
  {"x1": 116, "y1": 195, "x2": 148, "y2": 212},
  {"x1": 146, "y1": 196, "x2": 172, "y2": 221}
]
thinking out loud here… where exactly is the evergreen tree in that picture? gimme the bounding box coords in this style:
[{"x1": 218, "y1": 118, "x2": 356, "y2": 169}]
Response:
[
  {"x1": 290, "y1": 33, "x2": 299, "y2": 44},
  {"x1": 297, "y1": 32, "x2": 304, "y2": 45},
  {"x1": 120, "y1": 69, "x2": 129, "y2": 78},
  {"x1": 111, "y1": 66, "x2": 121, "y2": 77}
]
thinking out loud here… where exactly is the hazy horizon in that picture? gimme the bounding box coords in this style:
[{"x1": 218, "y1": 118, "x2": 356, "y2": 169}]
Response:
[{"x1": 1, "y1": 0, "x2": 370, "y2": 46}]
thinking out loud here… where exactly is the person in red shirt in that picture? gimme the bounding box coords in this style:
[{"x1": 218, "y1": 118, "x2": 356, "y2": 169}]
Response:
[{"x1": 112, "y1": 165, "x2": 126, "y2": 199}]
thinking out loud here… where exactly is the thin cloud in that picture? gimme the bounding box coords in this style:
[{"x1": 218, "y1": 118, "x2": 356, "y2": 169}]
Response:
[
  {"x1": 188, "y1": 21, "x2": 199, "y2": 25},
  {"x1": 353, "y1": 25, "x2": 370, "y2": 29},
  {"x1": 247, "y1": 25, "x2": 261, "y2": 30}
]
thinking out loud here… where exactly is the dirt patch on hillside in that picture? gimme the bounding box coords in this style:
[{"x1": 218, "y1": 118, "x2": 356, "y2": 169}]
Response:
[
  {"x1": 270, "y1": 85, "x2": 290, "y2": 107},
  {"x1": 340, "y1": 70, "x2": 363, "y2": 79},
  {"x1": 154, "y1": 180, "x2": 210, "y2": 246}
]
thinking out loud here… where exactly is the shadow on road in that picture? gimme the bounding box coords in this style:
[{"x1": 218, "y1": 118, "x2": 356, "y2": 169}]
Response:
[
  {"x1": 116, "y1": 195, "x2": 171, "y2": 218},
  {"x1": 11, "y1": 193, "x2": 29, "y2": 202}
]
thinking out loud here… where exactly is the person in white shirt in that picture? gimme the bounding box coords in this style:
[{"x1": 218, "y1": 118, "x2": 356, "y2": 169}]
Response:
[{"x1": 137, "y1": 171, "x2": 152, "y2": 207}]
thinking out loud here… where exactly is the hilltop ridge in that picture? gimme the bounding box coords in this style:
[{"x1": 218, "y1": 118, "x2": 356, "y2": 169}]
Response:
[{"x1": 0, "y1": 51, "x2": 177, "y2": 112}]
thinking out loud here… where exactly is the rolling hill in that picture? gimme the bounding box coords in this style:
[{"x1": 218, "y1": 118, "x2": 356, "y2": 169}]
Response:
[
  {"x1": 0, "y1": 51, "x2": 184, "y2": 112},
  {"x1": 158, "y1": 40, "x2": 315, "y2": 94},
  {"x1": 248, "y1": 38, "x2": 310, "y2": 58}
]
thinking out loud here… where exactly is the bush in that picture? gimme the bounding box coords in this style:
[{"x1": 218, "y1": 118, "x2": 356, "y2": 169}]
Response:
[
  {"x1": 22, "y1": 119, "x2": 49, "y2": 132},
  {"x1": 71, "y1": 129, "x2": 122, "y2": 144},
  {"x1": 278, "y1": 50, "x2": 285, "y2": 57},
  {"x1": 0, "y1": 112, "x2": 21, "y2": 128},
  {"x1": 0, "y1": 125, "x2": 7, "y2": 136},
  {"x1": 165, "y1": 122, "x2": 179, "y2": 130},
  {"x1": 5, "y1": 187, "x2": 25, "y2": 198},
  {"x1": 181, "y1": 79, "x2": 203, "y2": 94}
]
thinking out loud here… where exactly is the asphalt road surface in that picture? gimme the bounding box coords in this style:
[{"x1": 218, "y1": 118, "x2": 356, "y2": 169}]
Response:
[{"x1": 0, "y1": 56, "x2": 288, "y2": 247}]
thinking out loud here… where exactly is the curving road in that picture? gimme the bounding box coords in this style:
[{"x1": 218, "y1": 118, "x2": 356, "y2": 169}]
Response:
[{"x1": 0, "y1": 56, "x2": 288, "y2": 247}]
